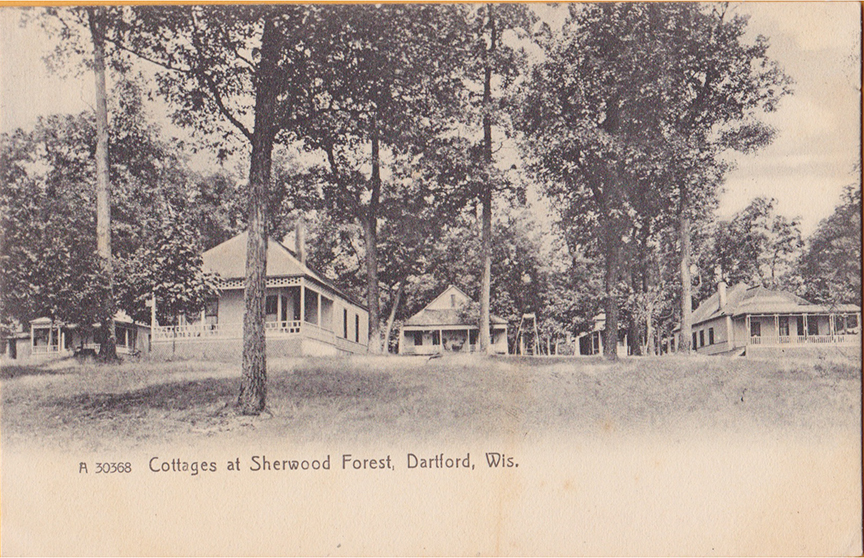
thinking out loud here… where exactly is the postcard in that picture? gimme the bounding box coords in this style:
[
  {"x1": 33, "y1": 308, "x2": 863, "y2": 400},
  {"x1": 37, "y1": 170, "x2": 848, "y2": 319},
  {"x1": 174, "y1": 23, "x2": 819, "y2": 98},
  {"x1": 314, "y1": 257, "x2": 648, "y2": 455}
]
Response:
[{"x1": 1, "y1": 2, "x2": 861, "y2": 555}]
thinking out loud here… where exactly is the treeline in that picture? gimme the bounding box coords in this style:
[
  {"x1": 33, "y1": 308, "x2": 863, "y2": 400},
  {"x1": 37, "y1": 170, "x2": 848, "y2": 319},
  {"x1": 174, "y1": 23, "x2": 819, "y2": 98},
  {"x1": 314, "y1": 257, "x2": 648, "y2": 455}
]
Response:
[{"x1": 0, "y1": 4, "x2": 858, "y2": 414}]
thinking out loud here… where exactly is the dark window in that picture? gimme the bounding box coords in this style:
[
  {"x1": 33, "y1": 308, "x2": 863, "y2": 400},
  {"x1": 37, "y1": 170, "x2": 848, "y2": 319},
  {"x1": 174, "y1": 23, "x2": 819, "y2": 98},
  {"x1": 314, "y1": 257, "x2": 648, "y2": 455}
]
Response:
[
  {"x1": 304, "y1": 289, "x2": 318, "y2": 324},
  {"x1": 698, "y1": 330, "x2": 705, "y2": 347},
  {"x1": 355, "y1": 314, "x2": 359, "y2": 343},
  {"x1": 708, "y1": 328, "x2": 714, "y2": 345},
  {"x1": 265, "y1": 295, "x2": 278, "y2": 316},
  {"x1": 469, "y1": 330, "x2": 478, "y2": 345},
  {"x1": 432, "y1": 331, "x2": 441, "y2": 345},
  {"x1": 848, "y1": 314, "x2": 859, "y2": 330},
  {"x1": 413, "y1": 331, "x2": 423, "y2": 346},
  {"x1": 451, "y1": 294, "x2": 457, "y2": 307},
  {"x1": 797, "y1": 316, "x2": 805, "y2": 336},
  {"x1": 205, "y1": 299, "x2": 218, "y2": 325},
  {"x1": 807, "y1": 318, "x2": 819, "y2": 336},
  {"x1": 751, "y1": 320, "x2": 761, "y2": 337},
  {"x1": 778, "y1": 316, "x2": 789, "y2": 336},
  {"x1": 692, "y1": 332, "x2": 698, "y2": 349},
  {"x1": 343, "y1": 309, "x2": 348, "y2": 338}
]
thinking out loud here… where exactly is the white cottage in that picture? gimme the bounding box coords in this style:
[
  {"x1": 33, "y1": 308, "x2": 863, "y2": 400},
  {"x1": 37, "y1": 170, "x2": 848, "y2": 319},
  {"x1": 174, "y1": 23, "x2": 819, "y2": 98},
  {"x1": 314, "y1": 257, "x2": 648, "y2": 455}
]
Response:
[
  {"x1": 151, "y1": 232, "x2": 369, "y2": 360},
  {"x1": 685, "y1": 282, "x2": 861, "y2": 357},
  {"x1": 399, "y1": 285, "x2": 508, "y2": 355}
]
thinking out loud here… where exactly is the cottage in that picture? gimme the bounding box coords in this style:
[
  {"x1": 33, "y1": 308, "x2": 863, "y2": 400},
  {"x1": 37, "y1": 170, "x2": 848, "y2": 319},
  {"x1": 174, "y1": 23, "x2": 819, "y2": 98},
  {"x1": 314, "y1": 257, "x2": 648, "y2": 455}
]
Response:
[
  {"x1": 575, "y1": 312, "x2": 630, "y2": 356},
  {"x1": 399, "y1": 285, "x2": 509, "y2": 355},
  {"x1": 1, "y1": 311, "x2": 150, "y2": 361},
  {"x1": 151, "y1": 232, "x2": 369, "y2": 360},
  {"x1": 685, "y1": 281, "x2": 861, "y2": 357}
]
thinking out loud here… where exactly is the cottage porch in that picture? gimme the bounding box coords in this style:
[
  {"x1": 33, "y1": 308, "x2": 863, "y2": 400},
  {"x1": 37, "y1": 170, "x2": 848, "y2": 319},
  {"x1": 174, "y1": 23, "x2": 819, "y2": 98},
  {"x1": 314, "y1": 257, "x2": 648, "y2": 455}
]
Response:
[
  {"x1": 150, "y1": 278, "x2": 368, "y2": 356},
  {"x1": 743, "y1": 312, "x2": 861, "y2": 347}
]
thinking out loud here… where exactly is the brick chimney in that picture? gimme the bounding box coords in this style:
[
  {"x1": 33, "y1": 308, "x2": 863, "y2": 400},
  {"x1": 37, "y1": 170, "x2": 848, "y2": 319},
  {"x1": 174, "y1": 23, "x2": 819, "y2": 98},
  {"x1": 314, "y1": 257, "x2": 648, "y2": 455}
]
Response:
[
  {"x1": 718, "y1": 279, "x2": 727, "y2": 311},
  {"x1": 295, "y1": 214, "x2": 306, "y2": 266}
]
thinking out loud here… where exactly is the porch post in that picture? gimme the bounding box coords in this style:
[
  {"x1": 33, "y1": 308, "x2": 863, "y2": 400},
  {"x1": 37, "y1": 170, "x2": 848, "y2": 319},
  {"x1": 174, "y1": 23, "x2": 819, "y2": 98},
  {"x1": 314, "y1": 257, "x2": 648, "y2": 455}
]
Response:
[
  {"x1": 774, "y1": 314, "x2": 779, "y2": 343},
  {"x1": 829, "y1": 314, "x2": 835, "y2": 339},
  {"x1": 300, "y1": 280, "x2": 305, "y2": 325},
  {"x1": 726, "y1": 315, "x2": 733, "y2": 350},
  {"x1": 317, "y1": 292, "x2": 322, "y2": 327},
  {"x1": 151, "y1": 294, "x2": 158, "y2": 329},
  {"x1": 276, "y1": 289, "x2": 282, "y2": 327},
  {"x1": 745, "y1": 315, "x2": 750, "y2": 345},
  {"x1": 30, "y1": 322, "x2": 34, "y2": 349},
  {"x1": 439, "y1": 328, "x2": 443, "y2": 353},
  {"x1": 597, "y1": 331, "x2": 603, "y2": 355},
  {"x1": 48, "y1": 322, "x2": 53, "y2": 352}
]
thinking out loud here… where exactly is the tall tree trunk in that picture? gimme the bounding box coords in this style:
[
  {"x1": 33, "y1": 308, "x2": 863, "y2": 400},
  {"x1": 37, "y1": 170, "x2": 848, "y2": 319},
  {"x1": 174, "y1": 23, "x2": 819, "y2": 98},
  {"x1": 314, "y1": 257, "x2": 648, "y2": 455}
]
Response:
[
  {"x1": 478, "y1": 4, "x2": 497, "y2": 355},
  {"x1": 365, "y1": 121, "x2": 382, "y2": 354},
  {"x1": 237, "y1": 17, "x2": 279, "y2": 415},
  {"x1": 603, "y1": 245, "x2": 618, "y2": 360},
  {"x1": 381, "y1": 276, "x2": 407, "y2": 355},
  {"x1": 602, "y1": 236, "x2": 620, "y2": 361},
  {"x1": 88, "y1": 7, "x2": 117, "y2": 362},
  {"x1": 678, "y1": 189, "x2": 693, "y2": 354}
]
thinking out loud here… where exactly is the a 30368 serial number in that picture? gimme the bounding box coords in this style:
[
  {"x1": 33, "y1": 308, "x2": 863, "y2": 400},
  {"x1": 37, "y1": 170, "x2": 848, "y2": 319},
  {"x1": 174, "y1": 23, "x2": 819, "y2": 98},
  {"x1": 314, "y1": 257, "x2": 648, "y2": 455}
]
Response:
[{"x1": 90, "y1": 462, "x2": 132, "y2": 473}]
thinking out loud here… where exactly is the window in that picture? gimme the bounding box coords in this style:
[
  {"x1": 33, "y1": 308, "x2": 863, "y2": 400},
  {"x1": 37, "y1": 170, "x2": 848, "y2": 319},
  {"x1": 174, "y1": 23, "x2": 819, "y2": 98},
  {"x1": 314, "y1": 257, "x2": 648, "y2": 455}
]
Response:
[
  {"x1": 355, "y1": 314, "x2": 359, "y2": 343},
  {"x1": 469, "y1": 330, "x2": 478, "y2": 345},
  {"x1": 451, "y1": 294, "x2": 457, "y2": 307},
  {"x1": 797, "y1": 316, "x2": 805, "y2": 336},
  {"x1": 304, "y1": 289, "x2": 318, "y2": 324},
  {"x1": 807, "y1": 318, "x2": 819, "y2": 336},
  {"x1": 265, "y1": 295, "x2": 278, "y2": 321},
  {"x1": 115, "y1": 325, "x2": 135, "y2": 350},
  {"x1": 708, "y1": 328, "x2": 714, "y2": 345},
  {"x1": 698, "y1": 330, "x2": 705, "y2": 347},
  {"x1": 432, "y1": 331, "x2": 441, "y2": 345},
  {"x1": 413, "y1": 331, "x2": 423, "y2": 346},
  {"x1": 205, "y1": 299, "x2": 218, "y2": 326},
  {"x1": 692, "y1": 332, "x2": 698, "y2": 349},
  {"x1": 776, "y1": 316, "x2": 788, "y2": 336},
  {"x1": 848, "y1": 314, "x2": 859, "y2": 330},
  {"x1": 750, "y1": 320, "x2": 761, "y2": 337},
  {"x1": 343, "y1": 309, "x2": 348, "y2": 338}
]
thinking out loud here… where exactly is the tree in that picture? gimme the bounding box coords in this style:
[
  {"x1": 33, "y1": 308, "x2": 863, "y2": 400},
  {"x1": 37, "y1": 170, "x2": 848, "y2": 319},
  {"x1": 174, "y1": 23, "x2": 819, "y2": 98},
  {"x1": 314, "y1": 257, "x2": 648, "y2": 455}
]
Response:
[
  {"x1": 799, "y1": 185, "x2": 861, "y2": 306},
  {"x1": 520, "y1": 3, "x2": 790, "y2": 357},
  {"x1": 460, "y1": 4, "x2": 535, "y2": 354},
  {"x1": 653, "y1": 4, "x2": 791, "y2": 353},
  {"x1": 519, "y1": 3, "x2": 672, "y2": 359},
  {"x1": 0, "y1": 115, "x2": 106, "y2": 332},
  {"x1": 121, "y1": 5, "x2": 340, "y2": 413},
  {"x1": 702, "y1": 197, "x2": 803, "y2": 293},
  {"x1": 36, "y1": 6, "x2": 128, "y2": 359},
  {"x1": 294, "y1": 4, "x2": 467, "y2": 353}
]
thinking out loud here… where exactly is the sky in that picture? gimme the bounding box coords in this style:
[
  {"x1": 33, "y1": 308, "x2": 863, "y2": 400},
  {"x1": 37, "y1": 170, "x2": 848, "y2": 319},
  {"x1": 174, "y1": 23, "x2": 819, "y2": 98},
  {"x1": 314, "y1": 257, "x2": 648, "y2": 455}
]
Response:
[{"x1": 0, "y1": 3, "x2": 860, "y2": 235}]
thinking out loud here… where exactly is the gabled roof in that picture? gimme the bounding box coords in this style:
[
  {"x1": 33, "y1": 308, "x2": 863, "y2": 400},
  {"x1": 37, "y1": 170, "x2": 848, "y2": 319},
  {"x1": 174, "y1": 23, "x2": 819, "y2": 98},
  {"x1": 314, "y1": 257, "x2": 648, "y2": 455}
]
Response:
[
  {"x1": 404, "y1": 285, "x2": 508, "y2": 328},
  {"x1": 692, "y1": 283, "x2": 861, "y2": 326},
  {"x1": 203, "y1": 232, "x2": 364, "y2": 308}
]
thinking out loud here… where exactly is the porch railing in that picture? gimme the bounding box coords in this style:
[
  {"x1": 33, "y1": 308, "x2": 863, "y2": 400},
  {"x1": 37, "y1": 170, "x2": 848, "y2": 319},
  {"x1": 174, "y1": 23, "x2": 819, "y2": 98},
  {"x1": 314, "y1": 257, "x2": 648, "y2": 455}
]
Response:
[
  {"x1": 152, "y1": 320, "x2": 358, "y2": 351},
  {"x1": 749, "y1": 334, "x2": 859, "y2": 346}
]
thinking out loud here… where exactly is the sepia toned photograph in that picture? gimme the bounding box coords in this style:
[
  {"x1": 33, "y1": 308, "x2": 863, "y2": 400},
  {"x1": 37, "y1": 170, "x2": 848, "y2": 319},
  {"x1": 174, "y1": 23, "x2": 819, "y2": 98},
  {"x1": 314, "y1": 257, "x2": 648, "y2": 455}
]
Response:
[{"x1": 0, "y1": 2, "x2": 860, "y2": 555}]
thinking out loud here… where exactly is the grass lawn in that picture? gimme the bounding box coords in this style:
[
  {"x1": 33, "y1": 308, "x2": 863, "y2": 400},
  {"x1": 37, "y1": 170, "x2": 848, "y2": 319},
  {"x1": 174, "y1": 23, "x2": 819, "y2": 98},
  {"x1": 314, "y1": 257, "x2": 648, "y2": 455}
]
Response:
[
  {"x1": 1, "y1": 352, "x2": 859, "y2": 451},
  {"x1": 2, "y1": 353, "x2": 861, "y2": 555}
]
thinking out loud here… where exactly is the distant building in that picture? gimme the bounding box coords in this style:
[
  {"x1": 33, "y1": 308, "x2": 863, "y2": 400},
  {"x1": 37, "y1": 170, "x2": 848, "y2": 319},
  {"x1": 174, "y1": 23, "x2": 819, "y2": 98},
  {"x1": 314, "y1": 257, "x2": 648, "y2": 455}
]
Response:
[
  {"x1": 151, "y1": 232, "x2": 369, "y2": 360},
  {"x1": 683, "y1": 281, "x2": 861, "y2": 357},
  {"x1": 1, "y1": 312, "x2": 149, "y2": 361},
  {"x1": 575, "y1": 312, "x2": 630, "y2": 356},
  {"x1": 399, "y1": 285, "x2": 508, "y2": 355}
]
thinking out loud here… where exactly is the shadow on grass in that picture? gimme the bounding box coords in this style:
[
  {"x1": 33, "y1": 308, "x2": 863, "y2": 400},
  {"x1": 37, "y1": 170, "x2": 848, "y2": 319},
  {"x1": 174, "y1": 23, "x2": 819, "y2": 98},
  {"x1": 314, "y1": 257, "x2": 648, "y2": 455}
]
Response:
[
  {"x1": 49, "y1": 368, "x2": 409, "y2": 420},
  {"x1": 57, "y1": 376, "x2": 240, "y2": 418},
  {"x1": 1, "y1": 363, "x2": 75, "y2": 380}
]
